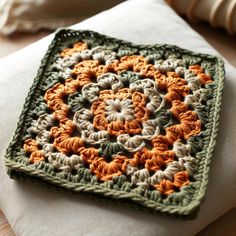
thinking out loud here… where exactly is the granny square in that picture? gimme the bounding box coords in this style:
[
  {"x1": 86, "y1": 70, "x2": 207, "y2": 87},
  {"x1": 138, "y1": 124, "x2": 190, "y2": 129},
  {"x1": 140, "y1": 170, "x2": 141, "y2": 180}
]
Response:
[{"x1": 4, "y1": 29, "x2": 225, "y2": 216}]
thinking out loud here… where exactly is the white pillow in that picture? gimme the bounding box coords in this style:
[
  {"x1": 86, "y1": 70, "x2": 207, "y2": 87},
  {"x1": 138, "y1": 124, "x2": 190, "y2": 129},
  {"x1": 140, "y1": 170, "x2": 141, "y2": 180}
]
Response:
[{"x1": 0, "y1": 0, "x2": 236, "y2": 235}]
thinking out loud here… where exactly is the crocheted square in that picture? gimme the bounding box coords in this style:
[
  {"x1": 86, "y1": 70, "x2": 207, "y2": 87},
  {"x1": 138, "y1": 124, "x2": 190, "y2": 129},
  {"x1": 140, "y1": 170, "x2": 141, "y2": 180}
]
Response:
[{"x1": 4, "y1": 29, "x2": 225, "y2": 216}]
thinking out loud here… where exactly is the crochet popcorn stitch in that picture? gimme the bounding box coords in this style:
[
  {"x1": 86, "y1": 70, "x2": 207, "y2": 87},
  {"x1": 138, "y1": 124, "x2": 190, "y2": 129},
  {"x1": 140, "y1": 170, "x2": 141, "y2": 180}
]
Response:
[{"x1": 4, "y1": 29, "x2": 225, "y2": 216}]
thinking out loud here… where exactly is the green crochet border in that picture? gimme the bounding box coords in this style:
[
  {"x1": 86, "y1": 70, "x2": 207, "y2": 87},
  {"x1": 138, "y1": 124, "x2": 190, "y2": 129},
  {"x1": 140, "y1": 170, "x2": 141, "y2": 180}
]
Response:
[{"x1": 4, "y1": 29, "x2": 225, "y2": 216}]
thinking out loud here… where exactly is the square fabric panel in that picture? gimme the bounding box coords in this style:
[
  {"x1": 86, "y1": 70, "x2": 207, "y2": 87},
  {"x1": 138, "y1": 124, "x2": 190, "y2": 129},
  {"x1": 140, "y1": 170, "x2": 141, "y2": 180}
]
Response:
[{"x1": 4, "y1": 29, "x2": 224, "y2": 216}]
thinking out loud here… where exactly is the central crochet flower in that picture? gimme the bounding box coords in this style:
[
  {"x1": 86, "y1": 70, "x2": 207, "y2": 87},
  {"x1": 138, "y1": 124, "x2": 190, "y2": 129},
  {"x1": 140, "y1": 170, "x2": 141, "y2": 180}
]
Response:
[
  {"x1": 92, "y1": 89, "x2": 148, "y2": 135},
  {"x1": 73, "y1": 73, "x2": 163, "y2": 154},
  {"x1": 104, "y1": 98, "x2": 135, "y2": 123}
]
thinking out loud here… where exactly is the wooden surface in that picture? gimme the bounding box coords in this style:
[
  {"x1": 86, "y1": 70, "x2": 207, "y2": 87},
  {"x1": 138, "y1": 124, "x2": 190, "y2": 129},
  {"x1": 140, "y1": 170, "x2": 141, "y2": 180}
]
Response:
[{"x1": 0, "y1": 211, "x2": 15, "y2": 236}]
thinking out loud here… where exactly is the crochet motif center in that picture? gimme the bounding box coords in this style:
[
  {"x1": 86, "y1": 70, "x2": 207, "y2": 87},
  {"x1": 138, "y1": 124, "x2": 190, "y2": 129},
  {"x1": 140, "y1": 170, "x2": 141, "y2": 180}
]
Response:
[{"x1": 22, "y1": 40, "x2": 213, "y2": 196}]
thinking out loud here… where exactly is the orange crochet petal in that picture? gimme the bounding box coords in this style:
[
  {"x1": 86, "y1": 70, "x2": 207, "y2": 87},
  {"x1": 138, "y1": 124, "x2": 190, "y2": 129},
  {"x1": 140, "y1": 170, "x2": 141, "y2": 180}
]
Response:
[{"x1": 60, "y1": 42, "x2": 88, "y2": 58}]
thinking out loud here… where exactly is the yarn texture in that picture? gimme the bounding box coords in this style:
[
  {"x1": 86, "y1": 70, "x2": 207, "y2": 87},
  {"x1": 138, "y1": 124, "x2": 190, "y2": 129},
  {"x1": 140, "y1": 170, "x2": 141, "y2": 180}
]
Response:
[{"x1": 4, "y1": 29, "x2": 225, "y2": 216}]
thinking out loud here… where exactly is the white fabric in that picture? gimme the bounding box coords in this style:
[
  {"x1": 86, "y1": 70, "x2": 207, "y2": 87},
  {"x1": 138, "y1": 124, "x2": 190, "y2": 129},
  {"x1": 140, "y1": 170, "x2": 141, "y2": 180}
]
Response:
[{"x1": 0, "y1": 0, "x2": 236, "y2": 235}]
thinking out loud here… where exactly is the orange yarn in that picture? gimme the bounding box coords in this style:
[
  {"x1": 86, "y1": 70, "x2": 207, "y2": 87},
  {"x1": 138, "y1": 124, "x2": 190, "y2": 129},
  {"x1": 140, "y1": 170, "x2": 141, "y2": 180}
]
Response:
[
  {"x1": 155, "y1": 171, "x2": 189, "y2": 195},
  {"x1": 61, "y1": 42, "x2": 88, "y2": 58},
  {"x1": 92, "y1": 89, "x2": 148, "y2": 136},
  {"x1": 189, "y1": 65, "x2": 212, "y2": 84},
  {"x1": 23, "y1": 139, "x2": 45, "y2": 163},
  {"x1": 23, "y1": 46, "x2": 213, "y2": 194}
]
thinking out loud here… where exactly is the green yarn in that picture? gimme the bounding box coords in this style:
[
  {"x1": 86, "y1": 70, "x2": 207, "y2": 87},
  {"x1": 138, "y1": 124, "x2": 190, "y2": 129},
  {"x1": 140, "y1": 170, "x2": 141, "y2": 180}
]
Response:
[{"x1": 4, "y1": 29, "x2": 225, "y2": 217}]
